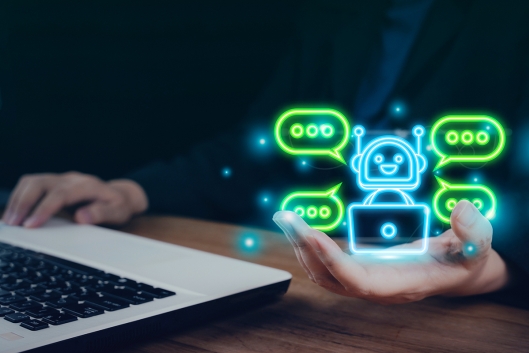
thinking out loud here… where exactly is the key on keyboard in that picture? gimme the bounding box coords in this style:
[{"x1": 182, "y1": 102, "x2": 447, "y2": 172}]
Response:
[
  {"x1": 0, "y1": 294, "x2": 26, "y2": 305},
  {"x1": 62, "y1": 303, "x2": 104, "y2": 318},
  {"x1": 25, "y1": 307, "x2": 59, "y2": 318},
  {"x1": 0, "y1": 307, "x2": 14, "y2": 316},
  {"x1": 41, "y1": 312, "x2": 78, "y2": 325},
  {"x1": 9, "y1": 300, "x2": 42, "y2": 312},
  {"x1": 4, "y1": 312, "x2": 30, "y2": 323},
  {"x1": 45, "y1": 297, "x2": 77, "y2": 308},
  {"x1": 20, "y1": 319, "x2": 49, "y2": 331},
  {"x1": 101, "y1": 289, "x2": 154, "y2": 305},
  {"x1": 85, "y1": 297, "x2": 129, "y2": 311}
]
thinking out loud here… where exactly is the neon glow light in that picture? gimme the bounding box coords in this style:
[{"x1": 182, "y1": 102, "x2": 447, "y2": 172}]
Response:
[
  {"x1": 430, "y1": 115, "x2": 506, "y2": 170},
  {"x1": 348, "y1": 126, "x2": 430, "y2": 255},
  {"x1": 350, "y1": 125, "x2": 428, "y2": 191},
  {"x1": 275, "y1": 108, "x2": 351, "y2": 164},
  {"x1": 433, "y1": 177, "x2": 497, "y2": 224},
  {"x1": 281, "y1": 183, "x2": 344, "y2": 231},
  {"x1": 348, "y1": 190, "x2": 430, "y2": 255}
]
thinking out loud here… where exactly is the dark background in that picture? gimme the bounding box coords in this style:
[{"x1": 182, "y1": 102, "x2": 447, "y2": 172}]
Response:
[{"x1": 0, "y1": 0, "x2": 304, "y2": 189}]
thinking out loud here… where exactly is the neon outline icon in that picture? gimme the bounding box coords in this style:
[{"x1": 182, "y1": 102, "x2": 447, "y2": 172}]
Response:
[
  {"x1": 430, "y1": 115, "x2": 506, "y2": 170},
  {"x1": 347, "y1": 125, "x2": 431, "y2": 254},
  {"x1": 275, "y1": 108, "x2": 351, "y2": 164},
  {"x1": 350, "y1": 125, "x2": 428, "y2": 191},
  {"x1": 281, "y1": 183, "x2": 344, "y2": 231},
  {"x1": 433, "y1": 177, "x2": 497, "y2": 224},
  {"x1": 348, "y1": 190, "x2": 430, "y2": 255}
]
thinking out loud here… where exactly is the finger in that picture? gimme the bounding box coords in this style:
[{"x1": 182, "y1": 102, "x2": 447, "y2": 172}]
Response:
[
  {"x1": 74, "y1": 201, "x2": 130, "y2": 225},
  {"x1": 283, "y1": 212, "x2": 371, "y2": 296},
  {"x1": 5, "y1": 178, "x2": 48, "y2": 226},
  {"x1": 274, "y1": 217, "x2": 314, "y2": 279},
  {"x1": 22, "y1": 188, "x2": 79, "y2": 228},
  {"x1": 273, "y1": 211, "x2": 345, "y2": 291},
  {"x1": 450, "y1": 200, "x2": 493, "y2": 256},
  {"x1": 23, "y1": 181, "x2": 109, "y2": 228}
]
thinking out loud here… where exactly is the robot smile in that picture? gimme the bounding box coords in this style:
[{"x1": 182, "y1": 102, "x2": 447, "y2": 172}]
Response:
[{"x1": 379, "y1": 163, "x2": 399, "y2": 176}]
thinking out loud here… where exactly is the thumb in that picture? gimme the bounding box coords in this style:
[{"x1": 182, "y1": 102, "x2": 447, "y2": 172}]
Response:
[
  {"x1": 450, "y1": 200, "x2": 493, "y2": 256},
  {"x1": 74, "y1": 201, "x2": 130, "y2": 225}
]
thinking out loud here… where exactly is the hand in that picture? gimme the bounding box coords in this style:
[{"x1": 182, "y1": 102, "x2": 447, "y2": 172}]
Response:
[
  {"x1": 3, "y1": 172, "x2": 148, "y2": 228},
  {"x1": 273, "y1": 200, "x2": 509, "y2": 304}
]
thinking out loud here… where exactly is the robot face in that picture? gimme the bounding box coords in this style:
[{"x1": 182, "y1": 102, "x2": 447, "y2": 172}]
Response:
[
  {"x1": 357, "y1": 138, "x2": 421, "y2": 190},
  {"x1": 351, "y1": 126, "x2": 428, "y2": 191},
  {"x1": 367, "y1": 143, "x2": 412, "y2": 180}
]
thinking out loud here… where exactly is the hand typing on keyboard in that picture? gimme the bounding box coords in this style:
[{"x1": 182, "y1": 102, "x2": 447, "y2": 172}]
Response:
[{"x1": 2, "y1": 172, "x2": 148, "y2": 228}]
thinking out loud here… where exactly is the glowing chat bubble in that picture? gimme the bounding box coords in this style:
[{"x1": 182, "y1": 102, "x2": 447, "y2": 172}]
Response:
[
  {"x1": 280, "y1": 183, "x2": 344, "y2": 231},
  {"x1": 433, "y1": 177, "x2": 496, "y2": 224},
  {"x1": 275, "y1": 108, "x2": 351, "y2": 164},
  {"x1": 430, "y1": 115, "x2": 505, "y2": 170}
]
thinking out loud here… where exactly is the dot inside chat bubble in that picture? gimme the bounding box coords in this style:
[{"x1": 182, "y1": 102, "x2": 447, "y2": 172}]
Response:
[
  {"x1": 430, "y1": 115, "x2": 506, "y2": 169},
  {"x1": 433, "y1": 177, "x2": 496, "y2": 224},
  {"x1": 280, "y1": 183, "x2": 344, "y2": 231},
  {"x1": 275, "y1": 109, "x2": 351, "y2": 164}
]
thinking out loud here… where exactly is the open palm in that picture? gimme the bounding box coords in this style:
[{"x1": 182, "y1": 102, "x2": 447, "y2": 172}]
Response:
[{"x1": 274, "y1": 200, "x2": 508, "y2": 304}]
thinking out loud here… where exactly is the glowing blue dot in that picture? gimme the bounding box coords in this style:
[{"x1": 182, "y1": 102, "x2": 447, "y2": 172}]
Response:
[
  {"x1": 264, "y1": 198, "x2": 268, "y2": 202},
  {"x1": 486, "y1": 126, "x2": 490, "y2": 130},
  {"x1": 222, "y1": 167, "x2": 231, "y2": 177},
  {"x1": 342, "y1": 222, "x2": 346, "y2": 226},
  {"x1": 302, "y1": 161, "x2": 306, "y2": 165},
  {"x1": 474, "y1": 178, "x2": 478, "y2": 182},
  {"x1": 259, "y1": 139, "x2": 266, "y2": 145},
  {"x1": 237, "y1": 232, "x2": 261, "y2": 255},
  {"x1": 463, "y1": 242, "x2": 478, "y2": 257},
  {"x1": 389, "y1": 100, "x2": 407, "y2": 118}
]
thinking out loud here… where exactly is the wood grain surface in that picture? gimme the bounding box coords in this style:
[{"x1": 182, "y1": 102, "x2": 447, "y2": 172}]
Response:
[{"x1": 113, "y1": 216, "x2": 529, "y2": 353}]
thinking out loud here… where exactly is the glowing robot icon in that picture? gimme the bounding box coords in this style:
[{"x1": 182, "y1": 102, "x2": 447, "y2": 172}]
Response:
[
  {"x1": 350, "y1": 125, "x2": 428, "y2": 191},
  {"x1": 347, "y1": 125, "x2": 431, "y2": 255}
]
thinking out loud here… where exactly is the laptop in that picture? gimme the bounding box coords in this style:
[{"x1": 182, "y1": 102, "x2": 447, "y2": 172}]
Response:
[{"x1": 0, "y1": 218, "x2": 291, "y2": 353}]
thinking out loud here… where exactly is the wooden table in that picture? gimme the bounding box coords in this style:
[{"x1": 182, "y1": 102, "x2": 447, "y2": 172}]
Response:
[{"x1": 114, "y1": 216, "x2": 529, "y2": 353}]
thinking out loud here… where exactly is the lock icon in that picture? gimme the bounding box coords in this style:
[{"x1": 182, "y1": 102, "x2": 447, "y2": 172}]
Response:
[{"x1": 347, "y1": 189, "x2": 430, "y2": 255}]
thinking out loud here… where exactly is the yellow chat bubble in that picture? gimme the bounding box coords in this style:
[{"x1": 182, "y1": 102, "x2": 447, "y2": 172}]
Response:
[
  {"x1": 280, "y1": 183, "x2": 344, "y2": 231},
  {"x1": 430, "y1": 115, "x2": 505, "y2": 169},
  {"x1": 274, "y1": 109, "x2": 351, "y2": 164}
]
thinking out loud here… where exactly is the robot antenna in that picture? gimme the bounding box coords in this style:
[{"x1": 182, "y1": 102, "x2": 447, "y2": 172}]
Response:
[
  {"x1": 412, "y1": 125, "x2": 425, "y2": 155},
  {"x1": 353, "y1": 125, "x2": 366, "y2": 154}
]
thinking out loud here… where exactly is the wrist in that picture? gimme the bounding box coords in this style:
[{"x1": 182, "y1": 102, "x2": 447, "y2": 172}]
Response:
[{"x1": 108, "y1": 179, "x2": 149, "y2": 215}]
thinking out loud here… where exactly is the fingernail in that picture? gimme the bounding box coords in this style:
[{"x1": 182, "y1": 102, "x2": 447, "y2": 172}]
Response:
[
  {"x1": 77, "y1": 209, "x2": 93, "y2": 224},
  {"x1": 23, "y1": 216, "x2": 39, "y2": 228},
  {"x1": 453, "y1": 200, "x2": 477, "y2": 227},
  {"x1": 273, "y1": 214, "x2": 295, "y2": 238}
]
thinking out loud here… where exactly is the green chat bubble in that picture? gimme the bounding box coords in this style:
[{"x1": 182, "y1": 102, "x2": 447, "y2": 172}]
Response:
[
  {"x1": 430, "y1": 115, "x2": 505, "y2": 170},
  {"x1": 433, "y1": 177, "x2": 496, "y2": 224},
  {"x1": 274, "y1": 108, "x2": 351, "y2": 164},
  {"x1": 280, "y1": 183, "x2": 344, "y2": 231}
]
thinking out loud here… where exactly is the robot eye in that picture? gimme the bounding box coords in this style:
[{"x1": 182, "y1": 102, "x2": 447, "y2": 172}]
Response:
[
  {"x1": 374, "y1": 154, "x2": 384, "y2": 164},
  {"x1": 393, "y1": 153, "x2": 404, "y2": 164}
]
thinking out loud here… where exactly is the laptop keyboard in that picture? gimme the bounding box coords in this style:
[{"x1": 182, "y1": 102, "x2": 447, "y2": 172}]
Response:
[{"x1": 0, "y1": 241, "x2": 175, "y2": 331}]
